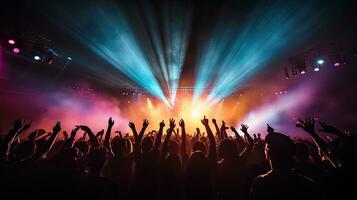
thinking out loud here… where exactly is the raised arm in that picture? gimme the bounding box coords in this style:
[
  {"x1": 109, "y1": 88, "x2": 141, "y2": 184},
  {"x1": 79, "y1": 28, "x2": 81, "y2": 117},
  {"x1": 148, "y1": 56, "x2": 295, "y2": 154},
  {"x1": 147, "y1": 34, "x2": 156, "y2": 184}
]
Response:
[
  {"x1": 201, "y1": 116, "x2": 217, "y2": 165},
  {"x1": 318, "y1": 121, "x2": 345, "y2": 137},
  {"x1": 153, "y1": 120, "x2": 165, "y2": 151},
  {"x1": 0, "y1": 119, "x2": 31, "y2": 160},
  {"x1": 220, "y1": 120, "x2": 229, "y2": 140},
  {"x1": 96, "y1": 129, "x2": 104, "y2": 143},
  {"x1": 239, "y1": 124, "x2": 254, "y2": 158},
  {"x1": 212, "y1": 119, "x2": 221, "y2": 140},
  {"x1": 103, "y1": 117, "x2": 114, "y2": 151},
  {"x1": 139, "y1": 119, "x2": 149, "y2": 142},
  {"x1": 33, "y1": 122, "x2": 62, "y2": 160},
  {"x1": 231, "y1": 126, "x2": 238, "y2": 138},
  {"x1": 161, "y1": 119, "x2": 175, "y2": 160},
  {"x1": 63, "y1": 126, "x2": 80, "y2": 149},
  {"x1": 129, "y1": 122, "x2": 140, "y2": 157},
  {"x1": 179, "y1": 119, "x2": 189, "y2": 166},
  {"x1": 79, "y1": 125, "x2": 100, "y2": 149},
  {"x1": 130, "y1": 120, "x2": 149, "y2": 157},
  {"x1": 297, "y1": 117, "x2": 338, "y2": 168}
]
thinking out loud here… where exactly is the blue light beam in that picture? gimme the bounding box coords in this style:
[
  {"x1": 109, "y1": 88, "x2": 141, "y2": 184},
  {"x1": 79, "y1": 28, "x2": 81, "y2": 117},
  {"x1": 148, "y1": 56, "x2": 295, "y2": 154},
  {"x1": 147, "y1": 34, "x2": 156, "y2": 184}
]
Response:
[
  {"x1": 47, "y1": 1, "x2": 170, "y2": 105},
  {"x1": 194, "y1": 0, "x2": 326, "y2": 104},
  {"x1": 138, "y1": 1, "x2": 191, "y2": 106}
]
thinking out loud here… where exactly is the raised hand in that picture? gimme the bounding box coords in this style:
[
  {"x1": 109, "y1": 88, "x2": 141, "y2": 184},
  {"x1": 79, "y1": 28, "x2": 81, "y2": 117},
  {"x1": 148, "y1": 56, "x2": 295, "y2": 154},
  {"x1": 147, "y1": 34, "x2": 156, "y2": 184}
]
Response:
[
  {"x1": 78, "y1": 125, "x2": 93, "y2": 134},
  {"x1": 179, "y1": 119, "x2": 185, "y2": 128},
  {"x1": 63, "y1": 131, "x2": 69, "y2": 140},
  {"x1": 96, "y1": 129, "x2": 104, "y2": 137},
  {"x1": 221, "y1": 121, "x2": 229, "y2": 130},
  {"x1": 108, "y1": 117, "x2": 114, "y2": 127},
  {"x1": 166, "y1": 128, "x2": 172, "y2": 135},
  {"x1": 115, "y1": 131, "x2": 123, "y2": 138},
  {"x1": 212, "y1": 119, "x2": 217, "y2": 124},
  {"x1": 267, "y1": 124, "x2": 274, "y2": 133},
  {"x1": 231, "y1": 126, "x2": 237, "y2": 133},
  {"x1": 128, "y1": 122, "x2": 136, "y2": 130},
  {"x1": 169, "y1": 118, "x2": 176, "y2": 129},
  {"x1": 53, "y1": 122, "x2": 61, "y2": 133},
  {"x1": 222, "y1": 120, "x2": 226, "y2": 127},
  {"x1": 70, "y1": 126, "x2": 80, "y2": 138},
  {"x1": 12, "y1": 119, "x2": 25, "y2": 131},
  {"x1": 297, "y1": 117, "x2": 315, "y2": 134},
  {"x1": 143, "y1": 119, "x2": 149, "y2": 128},
  {"x1": 240, "y1": 124, "x2": 249, "y2": 133},
  {"x1": 160, "y1": 120, "x2": 165, "y2": 128},
  {"x1": 20, "y1": 121, "x2": 32, "y2": 132},
  {"x1": 318, "y1": 121, "x2": 343, "y2": 136},
  {"x1": 201, "y1": 116, "x2": 209, "y2": 126}
]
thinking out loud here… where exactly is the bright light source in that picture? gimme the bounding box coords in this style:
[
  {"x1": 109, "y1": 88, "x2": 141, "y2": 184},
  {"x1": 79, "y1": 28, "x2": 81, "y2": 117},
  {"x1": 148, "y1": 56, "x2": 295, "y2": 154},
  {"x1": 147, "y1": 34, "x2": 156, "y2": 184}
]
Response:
[
  {"x1": 34, "y1": 55, "x2": 41, "y2": 61},
  {"x1": 300, "y1": 70, "x2": 306, "y2": 75},
  {"x1": 67, "y1": 57, "x2": 72, "y2": 60},
  {"x1": 13, "y1": 48, "x2": 20, "y2": 54},
  {"x1": 314, "y1": 67, "x2": 320, "y2": 72},
  {"x1": 191, "y1": 109, "x2": 200, "y2": 119},
  {"x1": 8, "y1": 39, "x2": 15, "y2": 45},
  {"x1": 317, "y1": 59, "x2": 324, "y2": 65},
  {"x1": 334, "y1": 62, "x2": 341, "y2": 67}
]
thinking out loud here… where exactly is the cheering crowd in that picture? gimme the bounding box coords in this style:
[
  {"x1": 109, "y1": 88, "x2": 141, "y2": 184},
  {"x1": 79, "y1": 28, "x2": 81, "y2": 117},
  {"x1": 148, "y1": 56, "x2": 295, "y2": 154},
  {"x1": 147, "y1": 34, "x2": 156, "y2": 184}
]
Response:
[{"x1": 0, "y1": 116, "x2": 356, "y2": 200}]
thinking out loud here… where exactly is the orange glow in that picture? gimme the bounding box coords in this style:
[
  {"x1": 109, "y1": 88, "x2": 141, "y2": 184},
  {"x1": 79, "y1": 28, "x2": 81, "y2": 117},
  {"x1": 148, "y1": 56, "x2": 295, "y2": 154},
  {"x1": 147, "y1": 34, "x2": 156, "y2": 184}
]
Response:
[{"x1": 123, "y1": 93, "x2": 247, "y2": 135}]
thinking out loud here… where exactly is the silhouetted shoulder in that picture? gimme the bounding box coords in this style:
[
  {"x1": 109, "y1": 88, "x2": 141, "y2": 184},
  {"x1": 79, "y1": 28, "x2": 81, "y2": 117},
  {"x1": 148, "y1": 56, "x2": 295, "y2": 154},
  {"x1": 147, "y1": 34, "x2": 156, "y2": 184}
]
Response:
[{"x1": 251, "y1": 170, "x2": 320, "y2": 200}]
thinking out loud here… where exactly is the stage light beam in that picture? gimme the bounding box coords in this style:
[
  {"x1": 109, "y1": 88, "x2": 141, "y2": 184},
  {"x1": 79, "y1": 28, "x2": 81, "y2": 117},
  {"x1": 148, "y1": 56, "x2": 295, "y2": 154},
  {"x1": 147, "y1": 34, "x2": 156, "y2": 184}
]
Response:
[
  {"x1": 194, "y1": 0, "x2": 325, "y2": 104},
  {"x1": 46, "y1": 1, "x2": 171, "y2": 106}
]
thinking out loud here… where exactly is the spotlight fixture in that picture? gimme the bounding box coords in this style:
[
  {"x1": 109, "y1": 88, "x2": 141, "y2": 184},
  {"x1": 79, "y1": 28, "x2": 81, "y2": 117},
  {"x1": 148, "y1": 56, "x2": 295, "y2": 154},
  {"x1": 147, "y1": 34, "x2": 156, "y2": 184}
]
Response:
[
  {"x1": 8, "y1": 39, "x2": 16, "y2": 45},
  {"x1": 12, "y1": 47, "x2": 20, "y2": 54},
  {"x1": 317, "y1": 59, "x2": 324, "y2": 65},
  {"x1": 298, "y1": 63, "x2": 307, "y2": 74},
  {"x1": 288, "y1": 54, "x2": 306, "y2": 76},
  {"x1": 34, "y1": 55, "x2": 41, "y2": 61},
  {"x1": 313, "y1": 67, "x2": 320, "y2": 72},
  {"x1": 330, "y1": 53, "x2": 343, "y2": 68}
]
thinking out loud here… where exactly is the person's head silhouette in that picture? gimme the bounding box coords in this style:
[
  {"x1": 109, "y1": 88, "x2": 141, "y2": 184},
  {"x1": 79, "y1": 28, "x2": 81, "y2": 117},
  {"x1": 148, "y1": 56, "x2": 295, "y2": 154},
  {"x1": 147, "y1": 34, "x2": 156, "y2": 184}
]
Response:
[
  {"x1": 168, "y1": 140, "x2": 179, "y2": 155},
  {"x1": 142, "y1": 136, "x2": 153, "y2": 153},
  {"x1": 111, "y1": 137, "x2": 127, "y2": 157},
  {"x1": 193, "y1": 141, "x2": 206, "y2": 154},
  {"x1": 218, "y1": 139, "x2": 238, "y2": 161},
  {"x1": 265, "y1": 132, "x2": 296, "y2": 171}
]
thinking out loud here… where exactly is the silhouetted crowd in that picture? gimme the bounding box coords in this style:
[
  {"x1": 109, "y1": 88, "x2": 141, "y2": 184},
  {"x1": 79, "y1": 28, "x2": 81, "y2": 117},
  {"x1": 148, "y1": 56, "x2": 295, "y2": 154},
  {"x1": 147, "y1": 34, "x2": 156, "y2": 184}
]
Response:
[{"x1": 1, "y1": 116, "x2": 356, "y2": 200}]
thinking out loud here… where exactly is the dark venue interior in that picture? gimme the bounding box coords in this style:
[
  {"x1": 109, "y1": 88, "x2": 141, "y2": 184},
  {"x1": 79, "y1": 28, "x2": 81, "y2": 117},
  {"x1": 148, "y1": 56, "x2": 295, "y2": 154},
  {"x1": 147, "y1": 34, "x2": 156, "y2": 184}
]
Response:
[{"x1": 1, "y1": 0, "x2": 357, "y2": 199}]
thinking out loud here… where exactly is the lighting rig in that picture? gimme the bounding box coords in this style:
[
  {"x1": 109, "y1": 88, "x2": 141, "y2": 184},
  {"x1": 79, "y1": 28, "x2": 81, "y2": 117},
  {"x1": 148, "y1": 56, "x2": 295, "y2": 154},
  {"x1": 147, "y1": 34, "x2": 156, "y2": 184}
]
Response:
[
  {"x1": 284, "y1": 44, "x2": 352, "y2": 79},
  {"x1": 1, "y1": 33, "x2": 71, "y2": 64}
]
